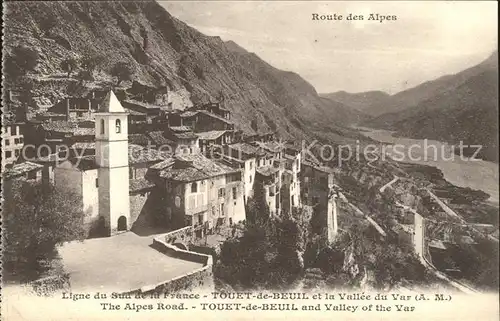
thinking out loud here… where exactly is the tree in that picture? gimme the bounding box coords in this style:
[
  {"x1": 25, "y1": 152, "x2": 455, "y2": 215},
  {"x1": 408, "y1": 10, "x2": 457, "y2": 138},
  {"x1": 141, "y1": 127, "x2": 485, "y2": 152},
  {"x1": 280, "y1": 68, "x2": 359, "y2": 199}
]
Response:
[
  {"x1": 61, "y1": 57, "x2": 78, "y2": 77},
  {"x1": 2, "y1": 180, "x2": 87, "y2": 281},
  {"x1": 80, "y1": 54, "x2": 105, "y2": 74},
  {"x1": 77, "y1": 70, "x2": 94, "y2": 83},
  {"x1": 110, "y1": 61, "x2": 134, "y2": 86},
  {"x1": 4, "y1": 46, "x2": 39, "y2": 82},
  {"x1": 245, "y1": 182, "x2": 270, "y2": 225},
  {"x1": 215, "y1": 197, "x2": 309, "y2": 290}
]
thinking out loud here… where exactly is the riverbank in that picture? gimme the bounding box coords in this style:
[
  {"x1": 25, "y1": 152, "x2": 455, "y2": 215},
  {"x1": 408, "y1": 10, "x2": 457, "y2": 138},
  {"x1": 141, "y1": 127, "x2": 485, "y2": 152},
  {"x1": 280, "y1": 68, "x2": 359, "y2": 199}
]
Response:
[{"x1": 356, "y1": 127, "x2": 499, "y2": 205}]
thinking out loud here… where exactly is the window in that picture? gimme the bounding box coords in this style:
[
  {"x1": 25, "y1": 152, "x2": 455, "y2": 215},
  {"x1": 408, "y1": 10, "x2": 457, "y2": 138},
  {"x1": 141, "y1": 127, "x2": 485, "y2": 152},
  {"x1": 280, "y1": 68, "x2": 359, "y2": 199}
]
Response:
[
  {"x1": 5, "y1": 139, "x2": 10, "y2": 146},
  {"x1": 218, "y1": 188, "x2": 225, "y2": 198},
  {"x1": 232, "y1": 187, "x2": 237, "y2": 200},
  {"x1": 250, "y1": 161, "x2": 253, "y2": 169},
  {"x1": 11, "y1": 126, "x2": 18, "y2": 136},
  {"x1": 115, "y1": 119, "x2": 121, "y2": 133},
  {"x1": 15, "y1": 150, "x2": 20, "y2": 157},
  {"x1": 220, "y1": 204, "x2": 225, "y2": 216},
  {"x1": 5, "y1": 151, "x2": 12, "y2": 158},
  {"x1": 95, "y1": 178, "x2": 99, "y2": 188},
  {"x1": 249, "y1": 175, "x2": 252, "y2": 183},
  {"x1": 19, "y1": 137, "x2": 23, "y2": 144},
  {"x1": 27, "y1": 171, "x2": 37, "y2": 180},
  {"x1": 100, "y1": 119, "x2": 105, "y2": 134},
  {"x1": 14, "y1": 138, "x2": 19, "y2": 144},
  {"x1": 191, "y1": 182, "x2": 198, "y2": 193}
]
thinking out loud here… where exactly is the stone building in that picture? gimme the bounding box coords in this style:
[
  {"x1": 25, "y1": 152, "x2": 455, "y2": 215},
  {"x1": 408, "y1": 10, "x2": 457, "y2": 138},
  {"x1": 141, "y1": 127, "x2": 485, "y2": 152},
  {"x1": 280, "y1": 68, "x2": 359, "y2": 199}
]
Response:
[
  {"x1": 1, "y1": 122, "x2": 25, "y2": 170},
  {"x1": 148, "y1": 153, "x2": 246, "y2": 238},
  {"x1": 180, "y1": 110, "x2": 234, "y2": 132},
  {"x1": 301, "y1": 159, "x2": 339, "y2": 242},
  {"x1": 53, "y1": 91, "x2": 167, "y2": 236}
]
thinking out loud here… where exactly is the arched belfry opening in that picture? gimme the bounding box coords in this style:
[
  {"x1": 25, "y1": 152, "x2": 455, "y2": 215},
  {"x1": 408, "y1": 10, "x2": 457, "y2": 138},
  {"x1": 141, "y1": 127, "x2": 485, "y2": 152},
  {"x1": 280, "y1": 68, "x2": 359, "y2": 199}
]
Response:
[{"x1": 115, "y1": 119, "x2": 121, "y2": 133}]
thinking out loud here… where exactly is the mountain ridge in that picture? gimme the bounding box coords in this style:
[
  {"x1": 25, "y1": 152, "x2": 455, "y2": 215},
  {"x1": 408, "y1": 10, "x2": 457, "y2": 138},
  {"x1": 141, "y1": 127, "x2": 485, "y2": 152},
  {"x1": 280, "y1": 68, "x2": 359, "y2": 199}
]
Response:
[
  {"x1": 364, "y1": 50, "x2": 499, "y2": 162},
  {"x1": 322, "y1": 51, "x2": 497, "y2": 117},
  {"x1": 3, "y1": 1, "x2": 366, "y2": 144}
]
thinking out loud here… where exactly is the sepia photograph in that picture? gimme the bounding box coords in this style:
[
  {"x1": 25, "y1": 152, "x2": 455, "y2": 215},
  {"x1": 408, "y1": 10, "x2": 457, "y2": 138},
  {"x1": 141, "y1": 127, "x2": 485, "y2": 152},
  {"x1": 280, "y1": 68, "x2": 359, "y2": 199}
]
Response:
[{"x1": 1, "y1": 1, "x2": 498, "y2": 320}]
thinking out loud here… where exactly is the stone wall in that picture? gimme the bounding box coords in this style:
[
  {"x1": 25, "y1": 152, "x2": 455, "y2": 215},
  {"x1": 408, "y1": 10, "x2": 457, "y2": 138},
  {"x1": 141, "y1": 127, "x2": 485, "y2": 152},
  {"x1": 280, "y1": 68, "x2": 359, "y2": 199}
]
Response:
[
  {"x1": 125, "y1": 237, "x2": 214, "y2": 295},
  {"x1": 163, "y1": 226, "x2": 194, "y2": 245},
  {"x1": 130, "y1": 193, "x2": 148, "y2": 224}
]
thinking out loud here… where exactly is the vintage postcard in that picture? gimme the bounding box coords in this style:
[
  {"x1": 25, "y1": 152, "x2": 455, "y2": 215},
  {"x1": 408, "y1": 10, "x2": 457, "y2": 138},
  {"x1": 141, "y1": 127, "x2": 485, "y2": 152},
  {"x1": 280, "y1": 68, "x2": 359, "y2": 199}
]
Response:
[{"x1": 1, "y1": 1, "x2": 498, "y2": 320}]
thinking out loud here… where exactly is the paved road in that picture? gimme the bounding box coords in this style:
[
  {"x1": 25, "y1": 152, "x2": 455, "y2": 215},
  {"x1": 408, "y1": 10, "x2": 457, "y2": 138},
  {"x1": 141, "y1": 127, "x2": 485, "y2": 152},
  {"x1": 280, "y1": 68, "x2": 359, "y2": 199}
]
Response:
[{"x1": 379, "y1": 176, "x2": 399, "y2": 193}]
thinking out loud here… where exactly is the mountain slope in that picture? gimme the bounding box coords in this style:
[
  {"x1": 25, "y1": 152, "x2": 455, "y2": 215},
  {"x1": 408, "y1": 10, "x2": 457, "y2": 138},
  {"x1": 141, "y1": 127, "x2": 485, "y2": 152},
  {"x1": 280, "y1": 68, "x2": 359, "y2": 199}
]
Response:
[
  {"x1": 364, "y1": 51, "x2": 499, "y2": 162},
  {"x1": 320, "y1": 91, "x2": 391, "y2": 116},
  {"x1": 323, "y1": 52, "x2": 497, "y2": 117},
  {"x1": 3, "y1": 1, "x2": 365, "y2": 142}
]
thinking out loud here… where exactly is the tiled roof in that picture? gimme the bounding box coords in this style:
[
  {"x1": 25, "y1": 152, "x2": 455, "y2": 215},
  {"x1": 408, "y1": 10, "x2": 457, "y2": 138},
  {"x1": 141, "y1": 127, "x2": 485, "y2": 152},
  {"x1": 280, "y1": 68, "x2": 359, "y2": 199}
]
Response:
[
  {"x1": 169, "y1": 126, "x2": 192, "y2": 132},
  {"x1": 148, "y1": 131, "x2": 175, "y2": 146},
  {"x1": 159, "y1": 154, "x2": 240, "y2": 182},
  {"x1": 254, "y1": 141, "x2": 285, "y2": 153},
  {"x1": 129, "y1": 134, "x2": 150, "y2": 146},
  {"x1": 303, "y1": 159, "x2": 338, "y2": 174},
  {"x1": 180, "y1": 111, "x2": 199, "y2": 118},
  {"x1": 40, "y1": 121, "x2": 94, "y2": 136},
  {"x1": 228, "y1": 143, "x2": 264, "y2": 156},
  {"x1": 73, "y1": 127, "x2": 95, "y2": 136},
  {"x1": 124, "y1": 108, "x2": 147, "y2": 115},
  {"x1": 129, "y1": 178, "x2": 156, "y2": 193},
  {"x1": 149, "y1": 158, "x2": 175, "y2": 170},
  {"x1": 41, "y1": 121, "x2": 78, "y2": 133},
  {"x1": 196, "y1": 130, "x2": 227, "y2": 140},
  {"x1": 198, "y1": 110, "x2": 233, "y2": 125},
  {"x1": 174, "y1": 132, "x2": 199, "y2": 140},
  {"x1": 256, "y1": 166, "x2": 279, "y2": 177},
  {"x1": 72, "y1": 142, "x2": 96, "y2": 150},
  {"x1": 2, "y1": 161, "x2": 43, "y2": 180},
  {"x1": 129, "y1": 144, "x2": 171, "y2": 165},
  {"x1": 160, "y1": 167, "x2": 209, "y2": 182}
]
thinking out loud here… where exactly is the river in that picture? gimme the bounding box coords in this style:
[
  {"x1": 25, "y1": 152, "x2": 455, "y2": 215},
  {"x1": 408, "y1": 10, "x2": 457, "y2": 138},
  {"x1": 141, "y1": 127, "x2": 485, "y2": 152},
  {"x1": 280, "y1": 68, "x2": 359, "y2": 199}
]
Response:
[{"x1": 358, "y1": 127, "x2": 499, "y2": 205}]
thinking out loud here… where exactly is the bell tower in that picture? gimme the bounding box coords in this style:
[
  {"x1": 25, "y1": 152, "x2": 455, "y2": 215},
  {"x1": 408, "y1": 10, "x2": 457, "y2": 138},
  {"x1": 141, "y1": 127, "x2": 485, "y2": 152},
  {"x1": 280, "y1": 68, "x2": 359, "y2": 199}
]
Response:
[{"x1": 95, "y1": 90, "x2": 130, "y2": 236}]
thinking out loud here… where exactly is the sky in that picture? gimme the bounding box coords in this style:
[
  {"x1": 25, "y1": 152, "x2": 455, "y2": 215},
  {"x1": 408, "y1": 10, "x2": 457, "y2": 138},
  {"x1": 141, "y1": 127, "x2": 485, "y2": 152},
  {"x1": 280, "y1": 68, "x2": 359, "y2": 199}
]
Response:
[{"x1": 161, "y1": 1, "x2": 498, "y2": 94}]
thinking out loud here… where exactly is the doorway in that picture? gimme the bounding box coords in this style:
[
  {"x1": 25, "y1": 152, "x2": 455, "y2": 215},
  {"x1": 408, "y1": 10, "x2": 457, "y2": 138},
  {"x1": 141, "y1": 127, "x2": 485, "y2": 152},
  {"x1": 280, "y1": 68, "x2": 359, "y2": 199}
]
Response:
[{"x1": 117, "y1": 216, "x2": 127, "y2": 231}]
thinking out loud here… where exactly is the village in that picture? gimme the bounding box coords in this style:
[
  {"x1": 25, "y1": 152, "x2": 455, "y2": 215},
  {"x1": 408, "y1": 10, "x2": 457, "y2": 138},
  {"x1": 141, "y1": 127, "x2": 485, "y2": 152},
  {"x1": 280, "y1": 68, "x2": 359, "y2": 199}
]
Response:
[
  {"x1": 2, "y1": 83, "x2": 345, "y2": 293},
  {"x1": 2, "y1": 80, "x2": 498, "y2": 295}
]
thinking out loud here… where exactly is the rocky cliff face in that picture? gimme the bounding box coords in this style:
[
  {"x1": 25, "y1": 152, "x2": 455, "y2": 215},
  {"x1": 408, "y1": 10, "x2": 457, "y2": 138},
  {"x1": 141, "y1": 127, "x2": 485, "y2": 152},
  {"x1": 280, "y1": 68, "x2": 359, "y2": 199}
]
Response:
[{"x1": 3, "y1": 1, "x2": 364, "y2": 141}]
